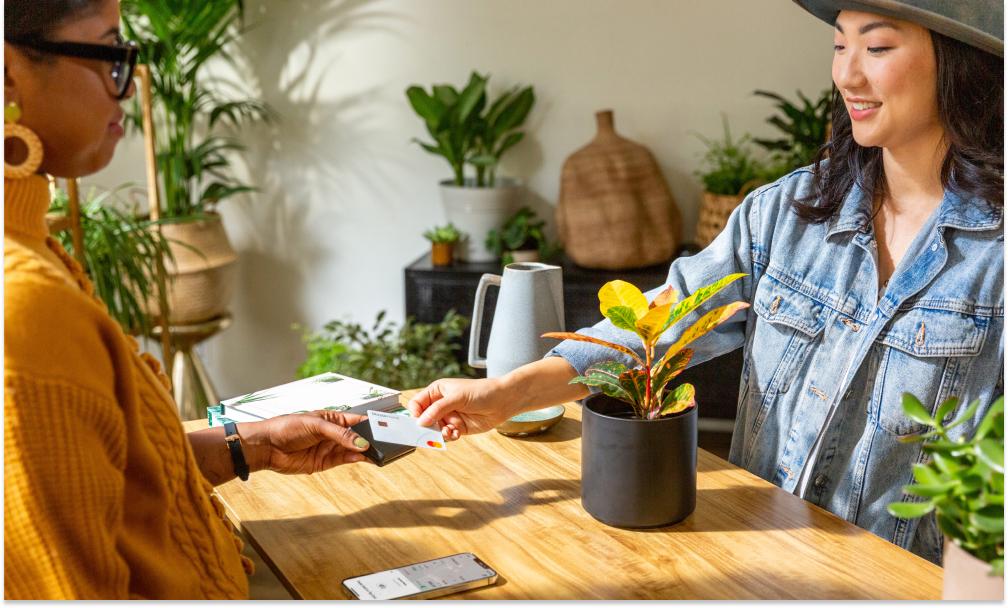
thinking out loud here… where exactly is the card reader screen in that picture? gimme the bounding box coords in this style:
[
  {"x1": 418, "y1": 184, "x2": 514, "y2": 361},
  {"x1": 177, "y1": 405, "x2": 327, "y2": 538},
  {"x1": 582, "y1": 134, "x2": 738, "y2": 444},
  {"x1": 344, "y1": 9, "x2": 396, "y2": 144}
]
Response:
[{"x1": 344, "y1": 553, "x2": 494, "y2": 600}]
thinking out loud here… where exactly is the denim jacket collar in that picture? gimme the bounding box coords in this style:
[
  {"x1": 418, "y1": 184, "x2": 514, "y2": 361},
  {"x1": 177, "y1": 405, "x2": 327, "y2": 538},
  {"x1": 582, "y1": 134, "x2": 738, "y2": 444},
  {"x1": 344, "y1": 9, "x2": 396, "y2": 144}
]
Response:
[{"x1": 825, "y1": 181, "x2": 1003, "y2": 240}]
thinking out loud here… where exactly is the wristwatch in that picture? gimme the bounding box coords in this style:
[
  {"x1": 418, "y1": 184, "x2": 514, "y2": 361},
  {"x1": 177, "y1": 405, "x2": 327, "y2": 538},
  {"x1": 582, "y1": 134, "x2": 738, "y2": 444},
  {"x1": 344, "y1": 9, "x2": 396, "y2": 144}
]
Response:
[{"x1": 223, "y1": 421, "x2": 250, "y2": 481}]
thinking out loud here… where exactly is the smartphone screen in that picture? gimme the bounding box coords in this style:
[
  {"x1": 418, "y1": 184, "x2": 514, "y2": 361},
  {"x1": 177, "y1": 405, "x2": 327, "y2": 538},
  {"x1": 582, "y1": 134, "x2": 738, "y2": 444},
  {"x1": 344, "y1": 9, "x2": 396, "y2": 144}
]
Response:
[{"x1": 342, "y1": 553, "x2": 497, "y2": 600}]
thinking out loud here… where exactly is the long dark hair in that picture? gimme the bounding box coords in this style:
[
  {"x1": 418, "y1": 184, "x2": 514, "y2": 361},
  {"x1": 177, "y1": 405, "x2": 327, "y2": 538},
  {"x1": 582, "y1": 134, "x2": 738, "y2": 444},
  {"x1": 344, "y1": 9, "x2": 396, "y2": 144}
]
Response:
[
  {"x1": 797, "y1": 31, "x2": 1004, "y2": 223},
  {"x1": 5, "y1": 1, "x2": 101, "y2": 43}
]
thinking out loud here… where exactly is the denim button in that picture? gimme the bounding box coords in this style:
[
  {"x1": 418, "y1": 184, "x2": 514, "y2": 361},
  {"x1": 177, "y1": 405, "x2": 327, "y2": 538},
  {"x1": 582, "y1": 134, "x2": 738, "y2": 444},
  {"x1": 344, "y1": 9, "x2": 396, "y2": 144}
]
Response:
[
  {"x1": 814, "y1": 473, "x2": 828, "y2": 489},
  {"x1": 931, "y1": 242, "x2": 939, "y2": 252}
]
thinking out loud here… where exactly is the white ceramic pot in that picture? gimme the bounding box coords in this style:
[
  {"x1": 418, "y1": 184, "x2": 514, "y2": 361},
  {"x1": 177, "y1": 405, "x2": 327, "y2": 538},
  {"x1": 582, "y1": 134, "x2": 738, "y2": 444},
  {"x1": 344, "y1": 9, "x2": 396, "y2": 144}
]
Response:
[
  {"x1": 439, "y1": 178, "x2": 521, "y2": 262},
  {"x1": 942, "y1": 537, "x2": 1004, "y2": 600}
]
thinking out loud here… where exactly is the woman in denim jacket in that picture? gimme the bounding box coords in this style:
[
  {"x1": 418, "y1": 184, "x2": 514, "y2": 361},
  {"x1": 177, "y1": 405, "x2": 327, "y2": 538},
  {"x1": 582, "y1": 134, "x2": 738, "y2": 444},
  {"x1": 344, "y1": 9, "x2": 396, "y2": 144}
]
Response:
[{"x1": 408, "y1": 1, "x2": 1003, "y2": 564}]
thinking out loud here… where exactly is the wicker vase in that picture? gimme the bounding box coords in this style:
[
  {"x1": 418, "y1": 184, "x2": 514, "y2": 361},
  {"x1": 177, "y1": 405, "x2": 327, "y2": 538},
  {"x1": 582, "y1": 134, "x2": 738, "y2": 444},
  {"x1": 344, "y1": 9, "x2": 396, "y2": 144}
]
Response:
[
  {"x1": 145, "y1": 213, "x2": 238, "y2": 324},
  {"x1": 695, "y1": 191, "x2": 746, "y2": 249},
  {"x1": 556, "y1": 110, "x2": 681, "y2": 270}
]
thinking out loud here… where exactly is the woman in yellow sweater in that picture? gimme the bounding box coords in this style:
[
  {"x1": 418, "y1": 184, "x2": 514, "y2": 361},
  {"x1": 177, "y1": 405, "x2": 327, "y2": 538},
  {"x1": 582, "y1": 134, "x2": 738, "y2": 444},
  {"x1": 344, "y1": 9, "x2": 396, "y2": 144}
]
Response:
[{"x1": 5, "y1": 0, "x2": 373, "y2": 599}]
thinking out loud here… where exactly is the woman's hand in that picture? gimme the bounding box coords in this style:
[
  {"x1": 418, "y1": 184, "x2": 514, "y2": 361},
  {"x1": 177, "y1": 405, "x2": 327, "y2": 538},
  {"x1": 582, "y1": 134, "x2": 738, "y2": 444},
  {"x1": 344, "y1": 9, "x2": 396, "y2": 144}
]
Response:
[
  {"x1": 405, "y1": 357, "x2": 588, "y2": 441},
  {"x1": 241, "y1": 411, "x2": 371, "y2": 475},
  {"x1": 406, "y1": 377, "x2": 517, "y2": 440}
]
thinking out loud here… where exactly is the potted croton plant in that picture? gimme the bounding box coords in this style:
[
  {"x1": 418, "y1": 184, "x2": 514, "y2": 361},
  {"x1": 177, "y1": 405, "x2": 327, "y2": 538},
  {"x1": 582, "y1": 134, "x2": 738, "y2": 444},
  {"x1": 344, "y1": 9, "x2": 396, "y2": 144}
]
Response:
[
  {"x1": 406, "y1": 72, "x2": 535, "y2": 262},
  {"x1": 544, "y1": 274, "x2": 748, "y2": 528},
  {"x1": 888, "y1": 393, "x2": 1004, "y2": 601}
]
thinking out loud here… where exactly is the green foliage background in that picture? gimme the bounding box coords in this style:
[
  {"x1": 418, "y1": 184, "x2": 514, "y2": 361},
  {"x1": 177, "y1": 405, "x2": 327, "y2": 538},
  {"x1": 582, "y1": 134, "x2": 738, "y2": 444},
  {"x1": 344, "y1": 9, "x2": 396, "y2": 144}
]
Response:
[{"x1": 297, "y1": 310, "x2": 475, "y2": 390}]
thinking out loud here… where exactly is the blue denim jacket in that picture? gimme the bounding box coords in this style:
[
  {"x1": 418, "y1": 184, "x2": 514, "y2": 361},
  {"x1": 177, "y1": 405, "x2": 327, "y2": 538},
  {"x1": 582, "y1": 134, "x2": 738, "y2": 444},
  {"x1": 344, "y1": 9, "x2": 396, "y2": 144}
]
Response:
[{"x1": 549, "y1": 166, "x2": 1004, "y2": 564}]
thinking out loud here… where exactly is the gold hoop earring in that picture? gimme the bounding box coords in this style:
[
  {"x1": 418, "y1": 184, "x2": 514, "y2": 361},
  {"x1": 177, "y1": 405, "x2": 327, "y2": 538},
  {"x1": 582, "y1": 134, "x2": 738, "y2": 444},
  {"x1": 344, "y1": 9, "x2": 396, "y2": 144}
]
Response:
[{"x1": 4, "y1": 102, "x2": 44, "y2": 179}]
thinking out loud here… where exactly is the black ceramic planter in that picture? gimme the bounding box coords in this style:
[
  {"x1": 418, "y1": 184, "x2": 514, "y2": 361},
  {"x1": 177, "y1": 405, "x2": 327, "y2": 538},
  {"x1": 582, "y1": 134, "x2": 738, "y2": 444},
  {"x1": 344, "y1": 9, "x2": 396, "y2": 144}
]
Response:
[{"x1": 581, "y1": 393, "x2": 697, "y2": 528}]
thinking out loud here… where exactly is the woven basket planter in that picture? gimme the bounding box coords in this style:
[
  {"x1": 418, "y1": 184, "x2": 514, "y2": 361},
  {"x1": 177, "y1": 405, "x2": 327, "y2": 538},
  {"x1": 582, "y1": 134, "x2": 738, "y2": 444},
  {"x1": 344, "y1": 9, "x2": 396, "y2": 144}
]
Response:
[
  {"x1": 145, "y1": 213, "x2": 238, "y2": 324},
  {"x1": 695, "y1": 191, "x2": 746, "y2": 249}
]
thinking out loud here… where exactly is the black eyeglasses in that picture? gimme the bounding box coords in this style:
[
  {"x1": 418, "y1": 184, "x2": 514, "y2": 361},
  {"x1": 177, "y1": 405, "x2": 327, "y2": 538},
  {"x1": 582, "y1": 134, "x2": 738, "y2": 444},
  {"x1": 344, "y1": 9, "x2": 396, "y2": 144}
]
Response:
[{"x1": 8, "y1": 36, "x2": 139, "y2": 99}]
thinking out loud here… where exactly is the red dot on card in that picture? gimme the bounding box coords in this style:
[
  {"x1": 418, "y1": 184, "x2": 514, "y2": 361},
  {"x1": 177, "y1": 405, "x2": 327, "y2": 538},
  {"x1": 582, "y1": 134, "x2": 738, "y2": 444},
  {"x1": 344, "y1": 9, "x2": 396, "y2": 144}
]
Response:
[{"x1": 427, "y1": 440, "x2": 442, "y2": 448}]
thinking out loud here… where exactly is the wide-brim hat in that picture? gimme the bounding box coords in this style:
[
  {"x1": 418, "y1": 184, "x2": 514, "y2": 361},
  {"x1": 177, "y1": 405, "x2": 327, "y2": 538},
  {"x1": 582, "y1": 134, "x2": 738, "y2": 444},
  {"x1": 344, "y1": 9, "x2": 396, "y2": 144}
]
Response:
[{"x1": 792, "y1": 0, "x2": 1003, "y2": 57}]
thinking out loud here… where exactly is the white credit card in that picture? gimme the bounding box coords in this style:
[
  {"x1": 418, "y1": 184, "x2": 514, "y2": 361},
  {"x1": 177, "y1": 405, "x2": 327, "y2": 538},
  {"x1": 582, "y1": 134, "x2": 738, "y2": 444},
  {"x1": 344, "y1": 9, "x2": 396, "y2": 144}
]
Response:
[{"x1": 367, "y1": 410, "x2": 446, "y2": 450}]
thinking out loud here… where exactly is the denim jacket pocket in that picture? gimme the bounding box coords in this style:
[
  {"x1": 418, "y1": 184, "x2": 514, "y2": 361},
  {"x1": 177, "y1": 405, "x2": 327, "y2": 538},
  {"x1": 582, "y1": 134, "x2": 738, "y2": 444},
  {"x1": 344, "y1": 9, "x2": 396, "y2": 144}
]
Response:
[
  {"x1": 750, "y1": 275, "x2": 829, "y2": 395},
  {"x1": 743, "y1": 276, "x2": 829, "y2": 462},
  {"x1": 872, "y1": 307, "x2": 989, "y2": 436}
]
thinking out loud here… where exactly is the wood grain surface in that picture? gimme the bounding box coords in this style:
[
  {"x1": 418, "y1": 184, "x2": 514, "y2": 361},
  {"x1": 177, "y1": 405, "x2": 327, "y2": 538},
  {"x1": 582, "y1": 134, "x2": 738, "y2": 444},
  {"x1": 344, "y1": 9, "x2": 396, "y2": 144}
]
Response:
[{"x1": 183, "y1": 392, "x2": 942, "y2": 600}]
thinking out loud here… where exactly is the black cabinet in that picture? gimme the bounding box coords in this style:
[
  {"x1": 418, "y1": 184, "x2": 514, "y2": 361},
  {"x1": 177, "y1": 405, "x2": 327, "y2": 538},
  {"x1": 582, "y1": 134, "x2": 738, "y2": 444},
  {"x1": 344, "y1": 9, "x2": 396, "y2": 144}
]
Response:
[{"x1": 403, "y1": 252, "x2": 742, "y2": 421}]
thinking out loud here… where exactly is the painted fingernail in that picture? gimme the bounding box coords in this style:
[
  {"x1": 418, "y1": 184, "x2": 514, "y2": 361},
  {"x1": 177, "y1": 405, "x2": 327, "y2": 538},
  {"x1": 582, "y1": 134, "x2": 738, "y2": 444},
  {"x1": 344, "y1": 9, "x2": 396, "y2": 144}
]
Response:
[{"x1": 353, "y1": 437, "x2": 370, "y2": 449}]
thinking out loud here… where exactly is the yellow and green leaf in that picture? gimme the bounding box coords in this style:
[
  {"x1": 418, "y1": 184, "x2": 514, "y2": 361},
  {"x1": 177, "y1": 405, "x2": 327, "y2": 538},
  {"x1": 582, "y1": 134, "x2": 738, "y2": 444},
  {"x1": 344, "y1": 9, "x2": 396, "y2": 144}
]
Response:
[
  {"x1": 661, "y1": 273, "x2": 747, "y2": 333},
  {"x1": 599, "y1": 280, "x2": 647, "y2": 321},
  {"x1": 605, "y1": 305, "x2": 640, "y2": 333},
  {"x1": 654, "y1": 301, "x2": 749, "y2": 370},
  {"x1": 570, "y1": 361, "x2": 633, "y2": 401},
  {"x1": 651, "y1": 348, "x2": 693, "y2": 394},
  {"x1": 660, "y1": 383, "x2": 696, "y2": 417},
  {"x1": 541, "y1": 331, "x2": 646, "y2": 367},
  {"x1": 619, "y1": 368, "x2": 649, "y2": 408},
  {"x1": 635, "y1": 302, "x2": 673, "y2": 346}
]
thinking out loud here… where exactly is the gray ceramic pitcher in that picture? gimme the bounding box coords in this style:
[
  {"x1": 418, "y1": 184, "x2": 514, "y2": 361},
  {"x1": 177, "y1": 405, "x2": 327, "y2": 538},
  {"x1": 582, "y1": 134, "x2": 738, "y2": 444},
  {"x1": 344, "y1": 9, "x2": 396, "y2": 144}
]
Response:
[{"x1": 469, "y1": 262, "x2": 564, "y2": 378}]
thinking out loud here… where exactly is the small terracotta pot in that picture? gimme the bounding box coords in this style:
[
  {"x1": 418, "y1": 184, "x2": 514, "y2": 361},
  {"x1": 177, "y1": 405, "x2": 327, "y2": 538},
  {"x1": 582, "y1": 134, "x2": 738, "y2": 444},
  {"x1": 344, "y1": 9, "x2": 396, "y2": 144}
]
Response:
[
  {"x1": 942, "y1": 537, "x2": 1004, "y2": 600},
  {"x1": 431, "y1": 242, "x2": 454, "y2": 266}
]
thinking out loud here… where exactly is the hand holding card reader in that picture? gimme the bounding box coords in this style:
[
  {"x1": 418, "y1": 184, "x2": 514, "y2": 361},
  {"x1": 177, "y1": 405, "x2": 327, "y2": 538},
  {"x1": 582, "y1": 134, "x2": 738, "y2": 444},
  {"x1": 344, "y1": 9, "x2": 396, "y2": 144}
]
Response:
[
  {"x1": 342, "y1": 553, "x2": 497, "y2": 600},
  {"x1": 351, "y1": 409, "x2": 446, "y2": 466},
  {"x1": 350, "y1": 419, "x2": 414, "y2": 467}
]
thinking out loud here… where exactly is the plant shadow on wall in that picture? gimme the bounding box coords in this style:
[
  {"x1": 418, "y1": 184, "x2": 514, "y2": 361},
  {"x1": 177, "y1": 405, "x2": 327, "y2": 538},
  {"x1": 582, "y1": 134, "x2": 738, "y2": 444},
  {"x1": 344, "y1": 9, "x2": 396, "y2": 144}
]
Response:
[{"x1": 194, "y1": 0, "x2": 404, "y2": 392}]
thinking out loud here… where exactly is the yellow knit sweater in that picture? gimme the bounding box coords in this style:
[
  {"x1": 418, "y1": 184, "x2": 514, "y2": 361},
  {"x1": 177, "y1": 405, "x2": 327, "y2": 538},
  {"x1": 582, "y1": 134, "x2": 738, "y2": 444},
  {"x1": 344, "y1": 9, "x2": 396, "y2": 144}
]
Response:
[{"x1": 4, "y1": 175, "x2": 250, "y2": 599}]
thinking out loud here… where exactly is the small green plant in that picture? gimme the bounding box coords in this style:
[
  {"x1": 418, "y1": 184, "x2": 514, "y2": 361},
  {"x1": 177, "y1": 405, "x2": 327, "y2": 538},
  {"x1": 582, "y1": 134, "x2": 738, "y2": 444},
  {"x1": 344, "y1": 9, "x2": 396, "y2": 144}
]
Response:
[
  {"x1": 753, "y1": 88, "x2": 832, "y2": 181},
  {"x1": 406, "y1": 71, "x2": 535, "y2": 187},
  {"x1": 423, "y1": 223, "x2": 462, "y2": 244},
  {"x1": 544, "y1": 275, "x2": 748, "y2": 419},
  {"x1": 296, "y1": 310, "x2": 475, "y2": 390},
  {"x1": 694, "y1": 116, "x2": 767, "y2": 196},
  {"x1": 485, "y1": 206, "x2": 561, "y2": 264},
  {"x1": 49, "y1": 185, "x2": 173, "y2": 336},
  {"x1": 888, "y1": 393, "x2": 1004, "y2": 575}
]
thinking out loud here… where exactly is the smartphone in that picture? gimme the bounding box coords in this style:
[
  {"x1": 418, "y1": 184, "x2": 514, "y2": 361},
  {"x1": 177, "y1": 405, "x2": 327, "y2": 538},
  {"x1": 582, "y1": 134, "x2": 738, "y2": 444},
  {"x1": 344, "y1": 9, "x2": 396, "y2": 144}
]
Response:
[{"x1": 341, "y1": 552, "x2": 498, "y2": 600}]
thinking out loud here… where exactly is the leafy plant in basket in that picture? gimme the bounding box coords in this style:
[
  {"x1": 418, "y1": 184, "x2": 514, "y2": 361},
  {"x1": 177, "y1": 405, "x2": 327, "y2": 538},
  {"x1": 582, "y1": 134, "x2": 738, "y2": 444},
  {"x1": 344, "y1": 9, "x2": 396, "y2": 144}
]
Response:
[
  {"x1": 887, "y1": 393, "x2": 1004, "y2": 576},
  {"x1": 406, "y1": 71, "x2": 535, "y2": 187},
  {"x1": 694, "y1": 116, "x2": 767, "y2": 196},
  {"x1": 122, "y1": 0, "x2": 274, "y2": 218},
  {"x1": 543, "y1": 274, "x2": 749, "y2": 419}
]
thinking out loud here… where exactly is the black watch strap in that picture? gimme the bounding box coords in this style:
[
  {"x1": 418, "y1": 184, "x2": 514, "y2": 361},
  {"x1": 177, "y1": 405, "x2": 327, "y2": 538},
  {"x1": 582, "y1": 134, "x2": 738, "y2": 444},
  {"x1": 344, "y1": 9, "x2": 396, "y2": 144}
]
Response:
[{"x1": 223, "y1": 421, "x2": 250, "y2": 481}]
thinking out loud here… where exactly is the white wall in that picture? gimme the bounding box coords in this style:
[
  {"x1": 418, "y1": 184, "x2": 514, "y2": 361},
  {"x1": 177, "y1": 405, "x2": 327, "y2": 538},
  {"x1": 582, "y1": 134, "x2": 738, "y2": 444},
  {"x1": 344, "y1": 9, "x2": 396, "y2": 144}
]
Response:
[{"x1": 88, "y1": 0, "x2": 834, "y2": 398}]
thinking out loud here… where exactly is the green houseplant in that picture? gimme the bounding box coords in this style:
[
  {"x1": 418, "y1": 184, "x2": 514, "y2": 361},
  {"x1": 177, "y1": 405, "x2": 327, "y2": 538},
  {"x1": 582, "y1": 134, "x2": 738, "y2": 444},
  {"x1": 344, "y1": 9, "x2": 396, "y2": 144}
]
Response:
[
  {"x1": 296, "y1": 310, "x2": 475, "y2": 390},
  {"x1": 485, "y1": 206, "x2": 561, "y2": 265},
  {"x1": 423, "y1": 223, "x2": 462, "y2": 266},
  {"x1": 406, "y1": 71, "x2": 535, "y2": 262},
  {"x1": 693, "y1": 117, "x2": 769, "y2": 248},
  {"x1": 49, "y1": 185, "x2": 173, "y2": 336},
  {"x1": 543, "y1": 274, "x2": 748, "y2": 527},
  {"x1": 122, "y1": 0, "x2": 273, "y2": 324},
  {"x1": 887, "y1": 393, "x2": 1003, "y2": 599},
  {"x1": 753, "y1": 88, "x2": 832, "y2": 181}
]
